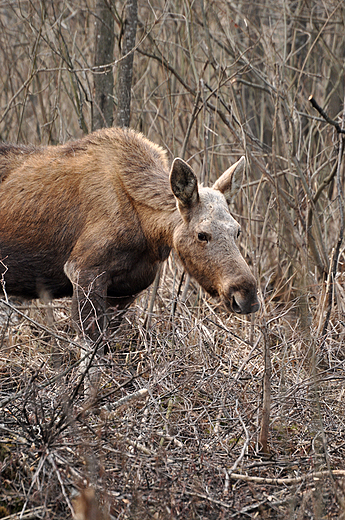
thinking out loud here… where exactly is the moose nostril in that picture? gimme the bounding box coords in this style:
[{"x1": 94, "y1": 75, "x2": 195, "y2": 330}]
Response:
[{"x1": 232, "y1": 295, "x2": 242, "y2": 313}]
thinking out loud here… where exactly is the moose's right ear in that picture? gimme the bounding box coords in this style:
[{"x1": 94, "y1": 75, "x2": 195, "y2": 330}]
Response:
[{"x1": 170, "y1": 158, "x2": 199, "y2": 207}]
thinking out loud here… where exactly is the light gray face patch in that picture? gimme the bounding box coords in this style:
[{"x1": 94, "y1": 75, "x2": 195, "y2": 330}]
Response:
[{"x1": 195, "y1": 190, "x2": 240, "y2": 239}]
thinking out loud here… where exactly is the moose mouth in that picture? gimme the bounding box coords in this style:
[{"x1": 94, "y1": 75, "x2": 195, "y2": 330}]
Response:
[{"x1": 202, "y1": 285, "x2": 260, "y2": 314}]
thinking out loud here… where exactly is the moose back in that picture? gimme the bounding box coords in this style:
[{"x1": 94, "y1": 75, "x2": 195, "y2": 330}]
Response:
[{"x1": 0, "y1": 127, "x2": 259, "y2": 338}]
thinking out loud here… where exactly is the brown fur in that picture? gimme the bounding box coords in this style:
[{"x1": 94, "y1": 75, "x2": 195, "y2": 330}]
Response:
[{"x1": 0, "y1": 127, "x2": 259, "y2": 339}]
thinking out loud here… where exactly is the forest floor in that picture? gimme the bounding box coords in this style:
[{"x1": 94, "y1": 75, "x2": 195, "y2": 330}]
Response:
[{"x1": 1, "y1": 271, "x2": 345, "y2": 520}]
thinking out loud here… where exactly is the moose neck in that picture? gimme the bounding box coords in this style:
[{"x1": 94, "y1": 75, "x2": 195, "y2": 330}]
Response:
[
  {"x1": 133, "y1": 196, "x2": 181, "y2": 261},
  {"x1": 102, "y1": 131, "x2": 182, "y2": 260}
]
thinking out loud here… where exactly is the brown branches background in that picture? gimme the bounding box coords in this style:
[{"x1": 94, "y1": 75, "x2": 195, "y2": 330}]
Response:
[{"x1": 1, "y1": 0, "x2": 345, "y2": 518}]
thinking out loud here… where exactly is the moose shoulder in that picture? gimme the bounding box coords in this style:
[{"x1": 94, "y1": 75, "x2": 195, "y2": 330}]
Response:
[{"x1": 0, "y1": 127, "x2": 259, "y2": 338}]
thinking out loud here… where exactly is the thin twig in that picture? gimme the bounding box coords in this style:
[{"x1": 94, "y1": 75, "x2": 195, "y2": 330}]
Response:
[
  {"x1": 320, "y1": 95, "x2": 345, "y2": 336},
  {"x1": 229, "y1": 400, "x2": 250, "y2": 472},
  {"x1": 258, "y1": 320, "x2": 271, "y2": 453},
  {"x1": 309, "y1": 96, "x2": 345, "y2": 134},
  {"x1": 228, "y1": 469, "x2": 345, "y2": 485}
]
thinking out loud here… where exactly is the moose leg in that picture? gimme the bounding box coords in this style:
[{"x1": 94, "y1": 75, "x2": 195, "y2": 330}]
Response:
[
  {"x1": 70, "y1": 275, "x2": 108, "y2": 341},
  {"x1": 105, "y1": 295, "x2": 135, "y2": 336},
  {"x1": 64, "y1": 261, "x2": 109, "y2": 398}
]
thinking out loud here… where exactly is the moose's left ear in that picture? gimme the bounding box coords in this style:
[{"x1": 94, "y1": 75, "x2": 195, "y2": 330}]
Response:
[
  {"x1": 212, "y1": 156, "x2": 245, "y2": 205},
  {"x1": 170, "y1": 158, "x2": 199, "y2": 207}
]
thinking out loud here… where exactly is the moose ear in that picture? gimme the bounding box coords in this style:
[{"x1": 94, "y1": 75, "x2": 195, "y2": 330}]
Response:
[
  {"x1": 212, "y1": 156, "x2": 245, "y2": 205},
  {"x1": 170, "y1": 158, "x2": 199, "y2": 207}
]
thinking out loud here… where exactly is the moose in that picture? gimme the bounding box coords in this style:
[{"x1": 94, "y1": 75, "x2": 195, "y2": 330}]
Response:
[{"x1": 0, "y1": 127, "x2": 259, "y2": 346}]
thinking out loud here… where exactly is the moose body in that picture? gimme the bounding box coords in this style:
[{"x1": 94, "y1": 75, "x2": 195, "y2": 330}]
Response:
[{"x1": 0, "y1": 127, "x2": 259, "y2": 339}]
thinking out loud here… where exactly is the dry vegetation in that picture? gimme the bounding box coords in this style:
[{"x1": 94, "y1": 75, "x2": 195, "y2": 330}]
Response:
[{"x1": 1, "y1": 0, "x2": 345, "y2": 518}]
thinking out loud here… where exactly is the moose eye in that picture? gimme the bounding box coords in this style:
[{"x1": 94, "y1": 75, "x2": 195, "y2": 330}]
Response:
[{"x1": 198, "y1": 232, "x2": 208, "y2": 242}]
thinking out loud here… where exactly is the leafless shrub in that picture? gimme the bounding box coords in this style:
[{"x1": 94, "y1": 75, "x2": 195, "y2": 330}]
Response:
[{"x1": 1, "y1": 0, "x2": 345, "y2": 518}]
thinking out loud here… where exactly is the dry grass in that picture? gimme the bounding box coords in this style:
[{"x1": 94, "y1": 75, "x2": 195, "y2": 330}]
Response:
[
  {"x1": 1, "y1": 0, "x2": 345, "y2": 518},
  {"x1": 1, "y1": 261, "x2": 345, "y2": 519}
]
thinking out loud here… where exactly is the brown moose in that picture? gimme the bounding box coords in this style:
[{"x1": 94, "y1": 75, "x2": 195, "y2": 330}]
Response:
[{"x1": 0, "y1": 127, "x2": 259, "y2": 342}]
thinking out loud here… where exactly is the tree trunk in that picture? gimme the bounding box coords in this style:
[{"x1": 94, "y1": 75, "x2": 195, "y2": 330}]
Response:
[
  {"x1": 92, "y1": 0, "x2": 115, "y2": 130},
  {"x1": 115, "y1": 0, "x2": 138, "y2": 128}
]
